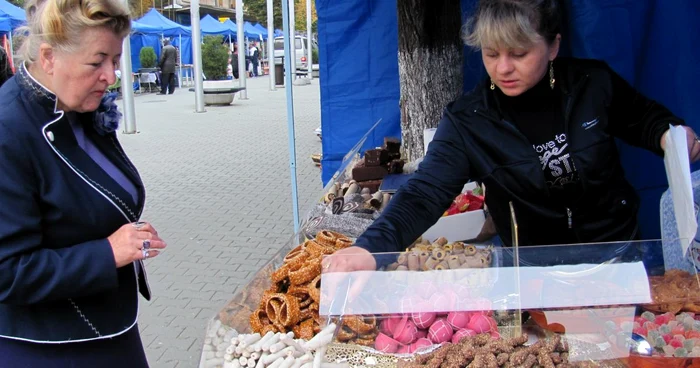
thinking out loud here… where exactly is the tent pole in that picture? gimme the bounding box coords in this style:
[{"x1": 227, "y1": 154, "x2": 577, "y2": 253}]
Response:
[
  {"x1": 190, "y1": 0, "x2": 206, "y2": 112},
  {"x1": 120, "y1": 35, "x2": 138, "y2": 133},
  {"x1": 288, "y1": 0, "x2": 295, "y2": 80},
  {"x1": 281, "y1": 0, "x2": 300, "y2": 232},
  {"x1": 267, "y1": 0, "x2": 275, "y2": 90},
  {"x1": 305, "y1": 0, "x2": 312, "y2": 79},
  {"x1": 178, "y1": 34, "x2": 182, "y2": 87},
  {"x1": 236, "y1": 0, "x2": 247, "y2": 99},
  {"x1": 8, "y1": 30, "x2": 14, "y2": 72}
]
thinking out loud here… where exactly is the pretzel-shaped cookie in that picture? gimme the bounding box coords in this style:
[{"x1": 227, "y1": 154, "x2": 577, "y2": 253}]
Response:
[
  {"x1": 344, "y1": 315, "x2": 377, "y2": 335},
  {"x1": 289, "y1": 258, "x2": 321, "y2": 285}
]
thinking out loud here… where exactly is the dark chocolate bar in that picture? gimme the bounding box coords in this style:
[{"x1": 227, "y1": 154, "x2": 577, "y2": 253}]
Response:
[
  {"x1": 352, "y1": 163, "x2": 388, "y2": 181},
  {"x1": 383, "y1": 137, "x2": 401, "y2": 154}
]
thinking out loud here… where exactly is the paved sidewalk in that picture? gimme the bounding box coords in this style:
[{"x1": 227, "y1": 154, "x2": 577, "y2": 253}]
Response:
[{"x1": 116, "y1": 76, "x2": 323, "y2": 367}]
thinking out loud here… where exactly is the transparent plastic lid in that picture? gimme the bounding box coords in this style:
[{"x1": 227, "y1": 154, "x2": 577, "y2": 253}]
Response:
[{"x1": 319, "y1": 240, "x2": 698, "y2": 317}]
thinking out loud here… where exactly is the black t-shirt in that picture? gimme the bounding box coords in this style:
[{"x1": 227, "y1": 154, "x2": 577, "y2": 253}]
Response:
[{"x1": 495, "y1": 74, "x2": 582, "y2": 205}]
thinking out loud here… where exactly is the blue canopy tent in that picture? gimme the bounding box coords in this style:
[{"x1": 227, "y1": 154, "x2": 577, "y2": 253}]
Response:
[
  {"x1": 252, "y1": 23, "x2": 268, "y2": 40},
  {"x1": 316, "y1": 0, "x2": 700, "y2": 240},
  {"x1": 131, "y1": 20, "x2": 163, "y2": 34},
  {"x1": 200, "y1": 14, "x2": 230, "y2": 36},
  {"x1": 274, "y1": 29, "x2": 283, "y2": 38},
  {"x1": 244, "y1": 21, "x2": 263, "y2": 41},
  {"x1": 136, "y1": 8, "x2": 190, "y2": 37},
  {"x1": 0, "y1": 16, "x2": 10, "y2": 33},
  {"x1": 0, "y1": 0, "x2": 25, "y2": 29}
]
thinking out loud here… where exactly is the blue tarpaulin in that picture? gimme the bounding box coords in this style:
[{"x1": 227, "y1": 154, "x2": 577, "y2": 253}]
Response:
[
  {"x1": 0, "y1": 15, "x2": 10, "y2": 33},
  {"x1": 131, "y1": 20, "x2": 162, "y2": 34},
  {"x1": 200, "y1": 14, "x2": 230, "y2": 36},
  {"x1": 0, "y1": 0, "x2": 24, "y2": 29},
  {"x1": 171, "y1": 35, "x2": 192, "y2": 65},
  {"x1": 136, "y1": 8, "x2": 190, "y2": 37},
  {"x1": 253, "y1": 23, "x2": 268, "y2": 40},
  {"x1": 129, "y1": 33, "x2": 162, "y2": 72},
  {"x1": 244, "y1": 21, "x2": 263, "y2": 40},
  {"x1": 316, "y1": 0, "x2": 700, "y2": 240}
]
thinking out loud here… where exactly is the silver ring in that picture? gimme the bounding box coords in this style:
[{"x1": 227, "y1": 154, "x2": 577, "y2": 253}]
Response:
[
  {"x1": 142, "y1": 239, "x2": 151, "y2": 250},
  {"x1": 142, "y1": 249, "x2": 150, "y2": 258},
  {"x1": 133, "y1": 221, "x2": 146, "y2": 229}
]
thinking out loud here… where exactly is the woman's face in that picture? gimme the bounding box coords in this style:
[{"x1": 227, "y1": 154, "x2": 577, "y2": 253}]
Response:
[
  {"x1": 482, "y1": 35, "x2": 560, "y2": 97},
  {"x1": 40, "y1": 27, "x2": 123, "y2": 112}
]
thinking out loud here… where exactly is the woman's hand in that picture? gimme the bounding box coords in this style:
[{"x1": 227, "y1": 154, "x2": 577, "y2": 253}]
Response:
[
  {"x1": 320, "y1": 246, "x2": 376, "y2": 303},
  {"x1": 661, "y1": 126, "x2": 700, "y2": 163},
  {"x1": 107, "y1": 222, "x2": 167, "y2": 268}
]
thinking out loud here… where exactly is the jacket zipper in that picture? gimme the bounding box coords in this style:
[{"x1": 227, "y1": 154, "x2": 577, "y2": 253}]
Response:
[
  {"x1": 562, "y1": 75, "x2": 588, "y2": 234},
  {"x1": 567, "y1": 208, "x2": 573, "y2": 229}
]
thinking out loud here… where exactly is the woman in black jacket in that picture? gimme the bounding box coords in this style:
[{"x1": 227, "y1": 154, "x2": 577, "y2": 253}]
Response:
[
  {"x1": 0, "y1": 46, "x2": 12, "y2": 87},
  {"x1": 324, "y1": 0, "x2": 700, "y2": 273}
]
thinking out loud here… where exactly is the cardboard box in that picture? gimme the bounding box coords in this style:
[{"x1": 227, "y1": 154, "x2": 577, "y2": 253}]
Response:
[{"x1": 422, "y1": 182, "x2": 485, "y2": 242}]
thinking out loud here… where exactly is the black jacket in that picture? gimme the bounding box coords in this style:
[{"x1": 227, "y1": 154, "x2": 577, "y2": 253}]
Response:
[
  {"x1": 0, "y1": 64, "x2": 150, "y2": 343},
  {"x1": 0, "y1": 47, "x2": 12, "y2": 88},
  {"x1": 354, "y1": 58, "x2": 684, "y2": 252}
]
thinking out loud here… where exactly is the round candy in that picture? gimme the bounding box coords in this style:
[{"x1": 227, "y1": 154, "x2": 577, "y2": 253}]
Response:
[
  {"x1": 397, "y1": 344, "x2": 413, "y2": 355},
  {"x1": 417, "y1": 281, "x2": 438, "y2": 300},
  {"x1": 375, "y1": 333, "x2": 400, "y2": 353},
  {"x1": 380, "y1": 317, "x2": 401, "y2": 336},
  {"x1": 410, "y1": 338, "x2": 434, "y2": 353},
  {"x1": 428, "y1": 319, "x2": 454, "y2": 344},
  {"x1": 467, "y1": 314, "x2": 496, "y2": 334},
  {"x1": 415, "y1": 329, "x2": 428, "y2": 340},
  {"x1": 451, "y1": 329, "x2": 477, "y2": 344},
  {"x1": 395, "y1": 320, "x2": 419, "y2": 345},
  {"x1": 447, "y1": 312, "x2": 471, "y2": 330},
  {"x1": 412, "y1": 312, "x2": 437, "y2": 329}
]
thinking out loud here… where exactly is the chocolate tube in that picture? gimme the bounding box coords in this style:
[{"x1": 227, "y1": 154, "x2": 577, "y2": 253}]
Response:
[
  {"x1": 345, "y1": 183, "x2": 360, "y2": 197},
  {"x1": 424, "y1": 257, "x2": 440, "y2": 270},
  {"x1": 396, "y1": 265, "x2": 408, "y2": 271},
  {"x1": 447, "y1": 255, "x2": 461, "y2": 269},
  {"x1": 457, "y1": 254, "x2": 467, "y2": 264},
  {"x1": 443, "y1": 244, "x2": 453, "y2": 252},
  {"x1": 464, "y1": 245, "x2": 477, "y2": 256},
  {"x1": 397, "y1": 253, "x2": 408, "y2": 266},
  {"x1": 419, "y1": 251, "x2": 430, "y2": 269},
  {"x1": 370, "y1": 191, "x2": 383, "y2": 208},
  {"x1": 380, "y1": 193, "x2": 391, "y2": 212},
  {"x1": 361, "y1": 187, "x2": 371, "y2": 195},
  {"x1": 431, "y1": 248, "x2": 446, "y2": 261},
  {"x1": 386, "y1": 263, "x2": 399, "y2": 271},
  {"x1": 341, "y1": 183, "x2": 350, "y2": 195},
  {"x1": 407, "y1": 253, "x2": 420, "y2": 271},
  {"x1": 435, "y1": 237, "x2": 448, "y2": 246},
  {"x1": 361, "y1": 194, "x2": 371, "y2": 202}
]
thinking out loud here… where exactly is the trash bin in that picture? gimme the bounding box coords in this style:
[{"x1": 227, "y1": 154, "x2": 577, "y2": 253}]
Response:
[{"x1": 275, "y1": 56, "x2": 284, "y2": 86}]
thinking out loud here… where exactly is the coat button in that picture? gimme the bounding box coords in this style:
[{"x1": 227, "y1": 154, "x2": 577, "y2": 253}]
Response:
[{"x1": 46, "y1": 131, "x2": 54, "y2": 142}]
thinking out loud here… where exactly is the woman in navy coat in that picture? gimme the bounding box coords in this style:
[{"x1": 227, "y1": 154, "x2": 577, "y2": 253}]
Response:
[{"x1": 0, "y1": 0, "x2": 166, "y2": 366}]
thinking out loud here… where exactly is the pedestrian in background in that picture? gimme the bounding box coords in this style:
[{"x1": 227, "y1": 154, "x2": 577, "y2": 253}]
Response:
[{"x1": 159, "y1": 38, "x2": 177, "y2": 94}]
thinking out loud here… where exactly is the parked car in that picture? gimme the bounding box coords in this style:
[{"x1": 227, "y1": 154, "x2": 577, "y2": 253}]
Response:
[{"x1": 273, "y1": 35, "x2": 317, "y2": 71}]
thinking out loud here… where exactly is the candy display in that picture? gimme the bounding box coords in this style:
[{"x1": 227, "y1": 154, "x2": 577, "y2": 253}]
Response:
[
  {"x1": 386, "y1": 237, "x2": 493, "y2": 271},
  {"x1": 604, "y1": 311, "x2": 700, "y2": 358},
  {"x1": 644, "y1": 269, "x2": 700, "y2": 314},
  {"x1": 397, "y1": 333, "x2": 577, "y2": 368},
  {"x1": 249, "y1": 231, "x2": 353, "y2": 339}
]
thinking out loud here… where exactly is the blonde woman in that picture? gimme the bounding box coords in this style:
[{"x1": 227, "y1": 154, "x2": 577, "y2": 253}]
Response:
[
  {"x1": 324, "y1": 0, "x2": 700, "y2": 272},
  {"x1": 0, "y1": 0, "x2": 165, "y2": 365}
]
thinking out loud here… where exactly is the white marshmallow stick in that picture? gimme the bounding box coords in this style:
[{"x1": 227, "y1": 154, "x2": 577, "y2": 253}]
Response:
[
  {"x1": 247, "y1": 359, "x2": 257, "y2": 368},
  {"x1": 225, "y1": 354, "x2": 234, "y2": 362},
  {"x1": 226, "y1": 346, "x2": 236, "y2": 356},
  {"x1": 224, "y1": 362, "x2": 237, "y2": 368},
  {"x1": 303, "y1": 333, "x2": 333, "y2": 352},
  {"x1": 232, "y1": 360, "x2": 242, "y2": 368},
  {"x1": 239, "y1": 357, "x2": 248, "y2": 366},
  {"x1": 263, "y1": 349, "x2": 289, "y2": 365},
  {"x1": 268, "y1": 357, "x2": 286, "y2": 368},
  {"x1": 278, "y1": 355, "x2": 296, "y2": 368},
  {"x1": 290, "y1": 353, "x2": 313, "y2": 368},
  {"x1": 243, "y1": 333, "x2": 263, "y2": 346},
  {"x1": 262, "y1": 334, "x2": 282, "y2": 352},
  {"x1": 280, "y1": 334, "x2": 307, "y2": 353},
  {"x1": 252, "y1": 331, "x2": 276, "y2": 352},
  {"x1": 312, "y1": 347, "x2": 327, "y2": 368},
  {"x1": 255, "y1": 354, "x2": 268, "y2": 368},
  {"x1": 235, "y1": 346, "x2": 245, "y2": 355},
  {"x1": 242, "y1": 350, "x2": 252, "y2": 358},
  {"x1": 250, "y1": 352, "x2": 261, "y2": 361},
  {"x1": 299, "y1": 363, "x2": 312, "y2": 368},
  {"x1": 269, "y1": 342, "x2": 287, "y2": 354}
]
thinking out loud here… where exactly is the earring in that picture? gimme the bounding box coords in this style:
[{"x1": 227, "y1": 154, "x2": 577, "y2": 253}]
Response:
[
  {"x1": 549, "y1": 61, "x2": 555, "y2": 89},
  {"x1": 490, "y1": 80, "x2": 495, "y2": 90}
]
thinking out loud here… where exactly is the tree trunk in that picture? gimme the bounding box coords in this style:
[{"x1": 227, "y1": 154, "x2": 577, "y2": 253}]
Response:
[{"x1": 397, "y1": 0, "x2": 464, "y2": 162}]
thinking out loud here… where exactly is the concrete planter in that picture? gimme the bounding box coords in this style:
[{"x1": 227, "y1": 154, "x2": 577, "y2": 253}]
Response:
[{"x1": 203, "y1": 80, "x2": 237, "y2": 106}]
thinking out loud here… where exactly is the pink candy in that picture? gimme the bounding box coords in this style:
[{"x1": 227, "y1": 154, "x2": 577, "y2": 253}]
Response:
[
  {"x1": 447, "y1": 312, "x2": 471, "y2": 330},
  {"x1": 395, "y1": 320, "x2": 419, "y2": 345},
  {"x1": 380, "y1": 316, "x2": 401, "y2": 336},
  {"x1": 467, "y1": 314, "x2": 497, "y2": 334},
  {"x1": 452, "y1": 329, "x2": 477, "y2": 344},
  {"x1": 375, "y1": 333, "x2": 400, "y2": 353},
  {"x1": 428, "y1": 319, "x2": 454, "y2": 344},
  {"x1": 412, "y1": 312, "x2": 437, "y2": 329},
  {"x1": 411, "y1": 338, "x2": 434, "y2": 353}
]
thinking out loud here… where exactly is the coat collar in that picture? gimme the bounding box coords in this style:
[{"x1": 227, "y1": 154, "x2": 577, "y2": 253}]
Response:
[{"x1": 18, "y1": 62, "x2": 145, "y2": 222}]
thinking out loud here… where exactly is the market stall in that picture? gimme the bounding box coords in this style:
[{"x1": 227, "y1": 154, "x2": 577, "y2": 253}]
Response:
[{"x1": 198, "y1": 123, "x2": 700, "y2": 368}]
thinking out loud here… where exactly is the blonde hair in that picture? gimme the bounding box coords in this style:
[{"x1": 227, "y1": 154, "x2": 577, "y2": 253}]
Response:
[
  {"x1": 462, "y1": 0, "x2": 561, "y2": 50},
  {"x1": 17, "y1": 0, "x2": 131, "y2": 63}
]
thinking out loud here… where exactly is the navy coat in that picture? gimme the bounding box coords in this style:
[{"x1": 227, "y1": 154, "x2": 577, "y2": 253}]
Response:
[{"x1": 0, "y1": 63, "x2": 151, "y2": 343}]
